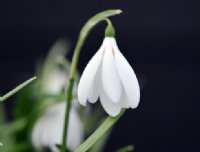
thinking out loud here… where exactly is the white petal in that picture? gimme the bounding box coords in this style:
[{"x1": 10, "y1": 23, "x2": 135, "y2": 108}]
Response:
[
  {"x1": 100, "y1": 89, "x2": 121, "y2": 117},
  {"x1": 119, "y1": 88, "x2": 132, "y2": 108},
  {"x1": 87, "y1": 65, "x2": 101, "y2": 103},
  {"x1": 67, "y1": 107, "x2": 83, "y2": 150},
  {"x1": 78, "y1": 46, "x2": 104, "y2": 106},
  {"x1": 32, "y1": 102, "x2": 83, "y2": 151},
  {"x1": 32, "y1": 115, "x2": 47, "y2": 149},
  {"x1": 102, "y1": 41, "x2": 122, "y2": 103},
  {"x1": 43, "y1": 70, "x2": 67, "y2": 95},
  {"x1": 113, "y1": 41, "x2": 140, "y2": 108}
]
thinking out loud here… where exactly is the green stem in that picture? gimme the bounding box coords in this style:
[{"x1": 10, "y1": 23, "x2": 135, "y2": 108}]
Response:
[
  {"x1": 60, "y1": 9, "x2": 122, "y2": 152},
  {"x1": 61, "y1": 78, "x2": 74, "y2": 152},
  {"x1": 0, "y1": 76, "x2": 36, "y2": 102},
  {"x1": 74, "y1": 110, "x2": 126, "y2": 152}
]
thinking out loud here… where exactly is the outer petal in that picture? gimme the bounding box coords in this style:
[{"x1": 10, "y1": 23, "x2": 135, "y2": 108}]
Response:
[
  {"x1": 100, "y1": 89, "x2": 121, "y2": 117},
  {"x1": 31, "y1": 114, "x2": 48, "y2": 149},
  {"x1": 87, "y1": 65, "x2": 101, "y2": 103},
  {"x1": 112, "y1": 39, "x2": 140, "y2": 108},
  {"x1": 47, "y1": 103, "x2": 83, "y2": 151},
  {"x1": 78, "y1": 46, "x2": 104, "y2": 106},
  {"x1": 32, "y1": 102, "x2": 83, "y2": 151},
  {"x1": 43, "y1": 70, "x2": 67, "y2": 95},
  {"x1": 119, "y1": 88, "x2": 132, "y2": 108},
  {"x1": 66, "y1": 106, "x2": 83, "y2": 150},
  {"x1": 102, "y1": 40, "x2": 122, "y2": 103}
]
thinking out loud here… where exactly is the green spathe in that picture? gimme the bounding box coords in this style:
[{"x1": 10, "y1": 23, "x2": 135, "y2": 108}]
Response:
[{"x1": 105, "y1": 19, "x2": 116, "y2": 37}]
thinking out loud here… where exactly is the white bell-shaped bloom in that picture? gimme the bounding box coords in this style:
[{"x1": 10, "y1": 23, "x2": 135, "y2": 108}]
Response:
[
  {"x1": 32, "y1": 101, "x2": 83, "y2": 152},
  {"x1": 42, "y1": 69, "x2": 78, "y2": 102},
  {"x1": 78, "y1": 37, "x2": 140, "y2": 117},
  {"x1": 42, "y1": 70, "x2": 67, "y2": 95}
]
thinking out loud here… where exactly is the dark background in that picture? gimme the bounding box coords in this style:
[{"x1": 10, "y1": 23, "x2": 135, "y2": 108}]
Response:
[{"x1": 0, "y1": 0, "x2": 200, "y2": 152}]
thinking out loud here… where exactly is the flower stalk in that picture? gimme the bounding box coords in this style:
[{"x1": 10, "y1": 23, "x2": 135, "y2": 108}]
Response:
[
  {"x1": 61, "y1": 79, "x2": 74, "y2": 152},
  {"x1": 61, "y1": 9, "x2": 122, "y2": 152}
]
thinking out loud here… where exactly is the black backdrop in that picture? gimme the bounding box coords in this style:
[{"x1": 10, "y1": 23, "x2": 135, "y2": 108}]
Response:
[{"x1": 0, "y1": 0, "x2": 200, "y2": 152}]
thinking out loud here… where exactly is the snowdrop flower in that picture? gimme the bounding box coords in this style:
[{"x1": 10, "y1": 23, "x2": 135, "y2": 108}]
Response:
[
  {"x1": 42, "y1": 69, "x2": 67, "y2": 95},
  {"x1": 78, "y1": 37, "x2": 140, "y2": 117},
  {"x1": 32, "y1": 101, "x2": 83, "y2": 152},
  {"x1": 42, "y1": 69, "x2": 78, "y2": 101},
  {"x1": 41, "y1": 38, "x2": 73, "y2": 96}
]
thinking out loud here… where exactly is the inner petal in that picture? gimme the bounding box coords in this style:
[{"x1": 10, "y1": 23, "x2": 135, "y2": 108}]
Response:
[
  {"x1": 100, "y1": 88, "x2": 121, "y2": 117},
  {"x1": 102, "y1": 44, "x2": 122, "y2": 103}
]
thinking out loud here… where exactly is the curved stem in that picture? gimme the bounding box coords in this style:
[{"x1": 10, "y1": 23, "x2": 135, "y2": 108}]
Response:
[{"x1": 60, "y1": 9, "x2": 122, "y2": 152}]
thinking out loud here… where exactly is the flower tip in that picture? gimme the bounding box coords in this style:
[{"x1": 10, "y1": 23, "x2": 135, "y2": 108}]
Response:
[
  {"x1": 109, "y1": 109, "x2": 122, "y2": 117},
  {"x1": 81, "y1": 103, "x2": 87, "y2": 107},
  {"x1": 32, "y1": 76, "x2": 37, "y2": 80},
  {"x1": 115, "y1": 9, "x2": 123, "y2": 14},
  {"x1": 130, "y1": 102, "x2": 140, "y2": 109},
  {"x1": 78, "y1": 100, "x2": 87, "y2": 107}
]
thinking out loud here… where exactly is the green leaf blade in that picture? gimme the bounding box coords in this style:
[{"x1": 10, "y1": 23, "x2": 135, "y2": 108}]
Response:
[
  {"x1": 0, "y1": 76, "x2": 37, "y2": 102},
  {"x1": 74, "y1": 110, "x2": 125, "y2": 152}
]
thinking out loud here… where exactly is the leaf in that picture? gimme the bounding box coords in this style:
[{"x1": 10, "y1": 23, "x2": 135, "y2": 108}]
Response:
[
  {"x1": 74, "y1": 110, "x2": 125, "y2": 152},
  {"x1": 90, "y1": 129, "x2": 111, "y2": 152},
  {"x1": 0, "y1": 76, "x2": 37, "y2": 102},
  {"x1": 116, "y1": 145, "x2": 135, "y2": 152}
]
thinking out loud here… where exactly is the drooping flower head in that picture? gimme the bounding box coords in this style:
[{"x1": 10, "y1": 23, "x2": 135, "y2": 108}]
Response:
[
  {"x1": 32, "y1": 102, "x2": 83, "y2": 152},
  {"x1": 78, "y1": 21, "x2": 140, "y2": 117}
]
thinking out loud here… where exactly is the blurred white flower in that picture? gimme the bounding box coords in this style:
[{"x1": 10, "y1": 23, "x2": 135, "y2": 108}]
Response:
[
  {"x1": 78, "y1": 37, "x2": 140, "y2": 117},
  {"x1": 42, "y1": 69, "x2": 67, "y2": 95},
  {"x1": 41, "y1": 38, "x2": 72, "y2": 96},
  {"x1": 32, "y1": 101, "x2": 83, "y2": 152}
]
